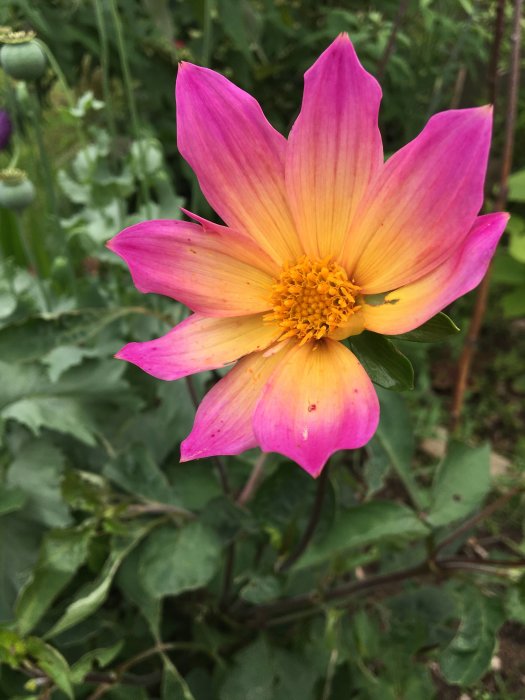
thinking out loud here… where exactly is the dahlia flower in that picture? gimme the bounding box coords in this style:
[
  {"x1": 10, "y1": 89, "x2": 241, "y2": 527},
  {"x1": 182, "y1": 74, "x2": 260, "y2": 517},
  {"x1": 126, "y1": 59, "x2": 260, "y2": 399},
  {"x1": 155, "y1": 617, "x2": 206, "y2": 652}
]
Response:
[{"x1": 108, "y1": 35, "x2": 508, "y2": 477}]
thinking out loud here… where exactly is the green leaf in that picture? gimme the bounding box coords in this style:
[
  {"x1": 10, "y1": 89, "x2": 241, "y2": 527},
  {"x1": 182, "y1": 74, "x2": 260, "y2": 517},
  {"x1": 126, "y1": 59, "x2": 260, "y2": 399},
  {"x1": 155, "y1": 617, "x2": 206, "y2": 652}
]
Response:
[
  {"x1": 138, "y1": 522, "x2": 222, "y2": 599},
  {"x1": 508, "y1": 167, "x2": 525, "y2": 202},
  {"x1": 46, "y1": 521, "x2": 157, "y2": 638},
  {"x1": 502, "y1": 285, "x2": 525, "y2": 318},
  {"x1": 0, "y1": 486, "x2": 26, "y2": 516},
  {"x1": 70, "y1": 640, "x2": 124, "y2": 684},
  {"x1": 7, "y1": 440, "x2": 71, "y2": 527},
  {"x1": 15, "y1": 525, "x2": 94, "y2": 635},
  {"x1": 0, "y1": 514, "x2": 42, "y2": 622},
  {"x1": 116, "y1": 546, "x2": 161, "y2": 637},
  {"x1": 507, "y1": 215, "x2": 525, "y2": 263},
  {"x1": 240, "y1": 576, "x2": 282, "y2": 605},
  {"x1": 161, "y1": 655, "x2": 196, "y2": 700},
  {"x1": 391, "y1": 313, "x2": 460, "y2": 342},
  {"x1": 26, "y1": 637, "x2": 74, "y2": 699},
  {"x1": 348, "y1": 332, "x2": 414, "y2": 391},
  {"x1": 42, "y1": 345, "x2": 98, "y2": 382},
  {"x1": 220, "y1": 637, "x2": 318, "y2": 700},
  {"x1": 440, "y1": 587, "x2": 504, "y2": 685},
  {"x1": 427, "y1": 442, "x2": 491, "y2": 528},
  {"x1": 293, "y1": 501, "x2": 428, "y2": 570},
  {"x1": 368, "y1": 388, "x2": 427, "y2": 510}
]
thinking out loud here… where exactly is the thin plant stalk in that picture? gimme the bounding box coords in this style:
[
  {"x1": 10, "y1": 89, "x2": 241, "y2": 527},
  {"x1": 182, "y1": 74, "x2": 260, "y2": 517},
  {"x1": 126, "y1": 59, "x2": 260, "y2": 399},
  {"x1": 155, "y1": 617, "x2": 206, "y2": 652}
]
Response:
[
  {"x1": 450, "y1": 0, "x2": 522, "y2": 431},
  {"x1": 108, "y1": 0, "x2": 152, "y2": 218},
  {"x1": 92, "y1": 0, "x2": 118, "y2": 143},
  {"x1": 16, "y1": 213, "x2": 50, "y2": 311}
]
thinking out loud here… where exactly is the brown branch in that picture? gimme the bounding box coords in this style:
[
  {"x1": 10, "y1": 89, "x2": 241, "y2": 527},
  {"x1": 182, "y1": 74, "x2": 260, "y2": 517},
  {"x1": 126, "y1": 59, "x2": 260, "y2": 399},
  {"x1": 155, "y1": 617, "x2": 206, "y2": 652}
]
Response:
[
  {"x1": 450, "y1": 0, "x2": 522, "y2": 431},
  {"x1": 376, "y1": 0, "x2": 411, "y2": 81}
]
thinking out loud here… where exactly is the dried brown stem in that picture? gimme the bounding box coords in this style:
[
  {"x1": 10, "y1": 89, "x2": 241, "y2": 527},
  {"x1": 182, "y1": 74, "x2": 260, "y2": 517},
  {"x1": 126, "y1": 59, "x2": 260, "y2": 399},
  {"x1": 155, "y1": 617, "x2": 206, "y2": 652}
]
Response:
[{"x1": 450, "y1": 0, "x2": 522, "y2": 432}]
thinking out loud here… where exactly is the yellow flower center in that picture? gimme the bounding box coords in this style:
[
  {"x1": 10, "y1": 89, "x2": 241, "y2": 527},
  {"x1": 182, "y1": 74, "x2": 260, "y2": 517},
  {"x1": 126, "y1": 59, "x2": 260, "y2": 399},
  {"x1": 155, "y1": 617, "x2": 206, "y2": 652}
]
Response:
[{"x1": 264, "y1": 256, "x2": 361, "y2": 345}]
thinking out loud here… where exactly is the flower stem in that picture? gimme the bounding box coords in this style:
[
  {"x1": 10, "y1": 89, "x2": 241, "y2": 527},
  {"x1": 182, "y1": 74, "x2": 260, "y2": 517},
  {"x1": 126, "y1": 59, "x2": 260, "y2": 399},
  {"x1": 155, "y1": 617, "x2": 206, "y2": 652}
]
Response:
[
  {"x1": 276, "y1": 465, "x2": 329, "y2": 573},
  {"x1": 16, "y1": 213, "x2": 50, "y2": 311},
  {"x1": 450, "y1": 0, "x2": 522, "y2": 432},
  {"x1": 108, "y1": 0, "x2": 152, "y2": 218}
]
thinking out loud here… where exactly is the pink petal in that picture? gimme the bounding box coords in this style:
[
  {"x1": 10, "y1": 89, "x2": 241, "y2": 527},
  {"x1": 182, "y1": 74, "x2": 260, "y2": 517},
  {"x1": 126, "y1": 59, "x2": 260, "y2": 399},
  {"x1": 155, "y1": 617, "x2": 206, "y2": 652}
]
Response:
[
  {"x1": 180, "y1": 347, "x2": 286, "y2": 461},
  {"x1": 116, "y1": 313, "x2": 282, "y2": 380},
  {"x1": 180, "y1": 208, "x2": 280, "y2": 277},
  {"x1": 253, "y1": 339, "x2": 379, "y2": 477},
  {"x1": 107, "y1": 219, "x2": 274, "y2": 317},
  {"x1": 176, "y1": 63, "x2": 302, "y2": 264},
  {"x1": 362, "y1": 213, "x2": 508, "y2": 335},
  {"x1": 286, "y1": 34, "x2": 382, "y2": 259},
  {"x1": 343, "y1": 107, "x2": 493, "y2": 293}
]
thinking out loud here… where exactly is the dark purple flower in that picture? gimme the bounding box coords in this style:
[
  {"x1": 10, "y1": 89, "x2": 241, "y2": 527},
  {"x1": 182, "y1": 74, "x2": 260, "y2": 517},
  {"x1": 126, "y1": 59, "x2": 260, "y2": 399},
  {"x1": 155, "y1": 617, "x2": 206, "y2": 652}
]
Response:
[{"x1": 0, "y1": 110, "x2": 12, "y2": 150}]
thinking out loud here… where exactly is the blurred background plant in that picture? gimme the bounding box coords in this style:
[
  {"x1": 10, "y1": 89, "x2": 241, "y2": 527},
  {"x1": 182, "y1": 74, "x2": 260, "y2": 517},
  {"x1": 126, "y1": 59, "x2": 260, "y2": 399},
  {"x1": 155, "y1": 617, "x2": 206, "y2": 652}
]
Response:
[{"x1": 0, "y1": 1, "x2": 524, "y2": 699}]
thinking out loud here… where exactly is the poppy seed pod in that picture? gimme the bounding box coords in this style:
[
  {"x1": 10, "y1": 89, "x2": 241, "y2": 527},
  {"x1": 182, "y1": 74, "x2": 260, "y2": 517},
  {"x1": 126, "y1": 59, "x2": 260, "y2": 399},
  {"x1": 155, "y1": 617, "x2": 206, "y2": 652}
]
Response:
[
  {"x1": 0, "y1": 168, "x2": 36, "y2": 211},
  {"x1": 0, "y1": 109, "x2": 12, "y2": 150},
  {"x1": 0, "y1": 31, "x2": 46, "y2": 81}
]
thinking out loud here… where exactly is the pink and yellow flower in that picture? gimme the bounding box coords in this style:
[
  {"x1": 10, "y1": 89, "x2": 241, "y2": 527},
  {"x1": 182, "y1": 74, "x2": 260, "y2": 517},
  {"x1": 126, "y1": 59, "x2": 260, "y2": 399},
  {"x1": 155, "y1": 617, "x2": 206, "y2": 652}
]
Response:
[{"x1": 108, "y1": 35, "x2": 508, "y2": 477}]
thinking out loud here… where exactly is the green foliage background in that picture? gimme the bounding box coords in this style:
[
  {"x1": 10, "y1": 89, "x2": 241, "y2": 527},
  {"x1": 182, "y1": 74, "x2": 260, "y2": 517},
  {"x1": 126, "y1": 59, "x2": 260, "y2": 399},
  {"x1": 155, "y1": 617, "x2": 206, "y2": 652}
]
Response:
[{"x1": 0, "y1": 1, "x2": 524, "y2": 698}]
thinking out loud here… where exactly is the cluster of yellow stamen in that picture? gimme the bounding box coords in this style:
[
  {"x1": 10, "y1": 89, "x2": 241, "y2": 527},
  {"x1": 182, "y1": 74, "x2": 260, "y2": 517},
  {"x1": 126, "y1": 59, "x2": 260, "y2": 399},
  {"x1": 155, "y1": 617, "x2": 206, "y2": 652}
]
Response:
[{"x1": 264, "y1": 256, "x2": 361, "y2": 345}]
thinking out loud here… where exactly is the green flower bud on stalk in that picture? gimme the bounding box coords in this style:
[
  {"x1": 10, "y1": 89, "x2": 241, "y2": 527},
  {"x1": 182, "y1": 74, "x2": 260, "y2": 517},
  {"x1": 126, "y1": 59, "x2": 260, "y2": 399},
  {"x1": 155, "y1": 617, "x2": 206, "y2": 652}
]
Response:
[
  {"x1": 0, "y1": 168, "x2": 36, "y2": 211},
  {"x1": 0, "y1": 31, "x2": 46, "y2": 81}
]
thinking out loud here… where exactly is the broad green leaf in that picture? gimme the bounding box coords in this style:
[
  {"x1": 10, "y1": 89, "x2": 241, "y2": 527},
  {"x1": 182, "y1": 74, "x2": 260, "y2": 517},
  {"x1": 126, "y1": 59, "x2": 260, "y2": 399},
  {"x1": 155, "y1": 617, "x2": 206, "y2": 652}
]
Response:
[
  {"x1": 70, "y1": 640, "x2": 123, "y2": 684},
  {"x1": 294, "y1": 501, "x2": 428, "y2": 570},
  {"x1": 16, "y1": 525, "x2": 94, "y2": 635},
  {"x1": 138, "y1": 523, "x2": 221, "y2": 599},
  {"x1": 507, "y1": 215, "x2": 525, "y2": 263},
  {"x1": 348, "y1": 332, "x2": 414, "y2": 391},
  {"x1": 391, "y1": 313, "x2": 460, "y2": 342},
  {"x1": 440, "y1": 587, "x2": 504, "y2": 685},
  {"x1": 116, "y1": 546, "x2": 161, "y2": 637},
  {"x1": 220, "y1": 637, "x2": 318, "y2": 700},
  {"x1": 3, "y1": 396, "x2": 97, "y2": 445},
  {"x1": 240, "y1": 576, "x2": 282, "y2": 605},
  {"x1": 42, "y1": 344, "x2": 98, "y2": 382},
  {"x1": 46, "y1": 521, "x2": 158, "y2": 638},
  {"x1": 502, "y1": 285, "x2": 525, "y2": 318},
  {"x1": 427, "y1": 442, "x2": 491, "y2": 528},
  {"x1": 7, "y1": 440, "x2": 71, "y2": 527},
  {"x1": 0, "y1": 486, "x2": 25, "y2": 516},
  {"x1": 0, "y1": 515, "x2": 42, "y2": 623},
  {"x1": 161, "y1": 655, "x2": 196, "y2": 700},
  {"x1": 368, "y1": 388, "x2": 427, "y2": 510},
  {"x1": 491, "y1": 250, "x2": 525, "y2": 285},
  {"x1": 103, "y1": 445, "x2": 181, "y2": 506},
  {"x1": 508, "y1": 167, "x2": 525, "y2": 202},
  {"x1": 26, "y1": 638, "x2": 73, "y2": 699}
]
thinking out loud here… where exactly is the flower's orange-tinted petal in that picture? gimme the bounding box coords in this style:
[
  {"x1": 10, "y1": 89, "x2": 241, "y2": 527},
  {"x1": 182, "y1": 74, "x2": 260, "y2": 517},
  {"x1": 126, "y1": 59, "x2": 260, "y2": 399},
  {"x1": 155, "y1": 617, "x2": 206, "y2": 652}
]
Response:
[
  {"x1": 286, "y1": 35, "x2": 382, "y2": 260},
  {"x1": 180, "y1": 347, "x2": 286, "y2": 461},
  {"x1": 253, "y1": 339, "x2": 379, "y2": 477},
  {"x1": 342, "y1": 108, "x2": 492, "y2": 293},
  {"x1": 176, "y1": 63, "x2": 302, "y2": 265},
  {"x1": 116, "y1": 313, "x2": 281, "y2": 381},
  {"x1": 362, "y1": 213, "x2": 508, "y2": 335},
  {"x1": 108, "y1": 219, "x2": 274, "y2": 317}
]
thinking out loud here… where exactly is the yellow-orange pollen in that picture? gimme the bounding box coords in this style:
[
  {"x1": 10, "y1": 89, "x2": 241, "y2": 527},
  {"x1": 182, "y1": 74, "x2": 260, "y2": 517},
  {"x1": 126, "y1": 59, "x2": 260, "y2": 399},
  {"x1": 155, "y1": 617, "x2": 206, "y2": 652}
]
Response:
[{"x1": 264, "y1": 256, "x2": 361, "y2": 345}]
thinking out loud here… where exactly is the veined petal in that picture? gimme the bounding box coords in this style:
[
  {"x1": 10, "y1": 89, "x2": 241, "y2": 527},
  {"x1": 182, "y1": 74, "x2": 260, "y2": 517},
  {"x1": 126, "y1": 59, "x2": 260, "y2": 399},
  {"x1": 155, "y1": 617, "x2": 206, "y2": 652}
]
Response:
[
  {"x1": 116, "y1": 313, "x2": 281, "y2": 381},
  {"x1": 108, "y1": 219, "x2": 274, "y2": 317},
  {"x1": 286, "y1": 34, "x2": 382, "y2": 259},
  {"x1": 253, "y1": 339, "x2": 379, "y2": 477},
  {"x1": 180, "y1": 208, "x2": 280, "y2": 277},
  {"x1": 362, "y1": 213, "x2": 508, "y2": 335},
  {"x1": 343, "y1": 107, "x2": 493, "y2": 293},
  {"x1": 176, "y1": 63, "x2": 302, "y2": 264},
  {"x1": 180, "y1": 347, "x2": 286, "y2": 461}
]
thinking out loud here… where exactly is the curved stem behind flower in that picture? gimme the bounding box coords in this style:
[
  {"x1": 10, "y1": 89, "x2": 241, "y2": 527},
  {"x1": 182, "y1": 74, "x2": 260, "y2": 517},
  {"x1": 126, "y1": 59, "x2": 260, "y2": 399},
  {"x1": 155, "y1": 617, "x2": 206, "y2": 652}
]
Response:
[{"x1": 276, "y1": 464, "x2": 329, "y2": 573}]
